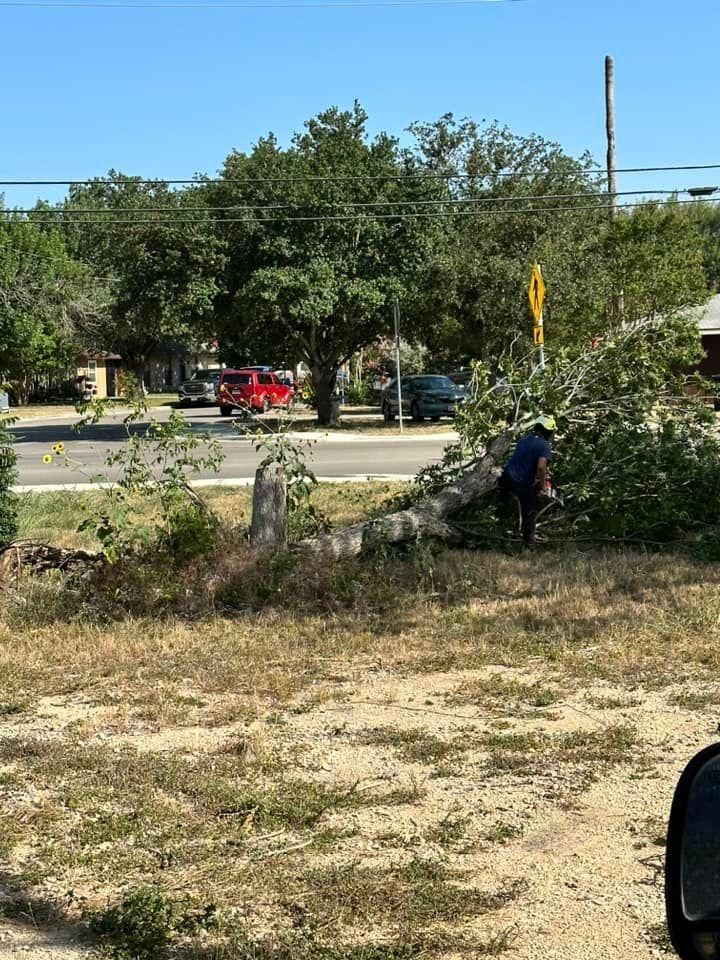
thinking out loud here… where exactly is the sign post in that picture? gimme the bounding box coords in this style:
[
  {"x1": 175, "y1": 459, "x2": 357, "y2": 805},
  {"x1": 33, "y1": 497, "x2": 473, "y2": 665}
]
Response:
[
  {"x1": 393, "y1": 297, "x2": 404, "y2": 434},
  {"x1": 528, "y1": 263, "x2": 546, "y2": 370}
]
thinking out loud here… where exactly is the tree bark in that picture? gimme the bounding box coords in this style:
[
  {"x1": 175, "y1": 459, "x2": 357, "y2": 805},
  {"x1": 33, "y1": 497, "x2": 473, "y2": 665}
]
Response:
[
  {"x1": 250, "y1": 466, "x2": 287, "y2": 548},
  {"x1": 313, "y1": 364, "x2": 339, "y2": 426},
  {"x1": 297, "y1": 431, "x2": 513, "y2": 562}
]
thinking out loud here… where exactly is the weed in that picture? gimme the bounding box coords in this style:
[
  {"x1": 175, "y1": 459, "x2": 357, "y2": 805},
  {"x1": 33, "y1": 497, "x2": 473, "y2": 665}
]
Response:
[
  {"x1": 89, "y1": 886, "x2": 217, "y2": 960},
  {"x1": 474, "y1": 926, "x2": 520, "y2": 956},
  {"x1": 483, "y1": 821, "x2": 524, "y2": 845},
  {"x1": 645, "y1": 920, "x2": 674, "y2": 954},
  {"x1": 212, "y1": 928, "x2": 425, "y2": 960},
  {"x1": 358, "y1": 726, "x2": 464, "y2": 764},
  {"x1": 448, "y1": 674, "x2": 561, "y2": 711},
  {"x1": 425, "y1": 811, "x2": 472, "y2": 846},
  {"x1": 669, "y1": 688, "x2": 718, "y2": 711},
  {"x1": 480, "y1": 725, "x2": 638, "y2": 779},
  {"x1": 586, "y1": 694, "x2": 643, "y2": 709},
  {"x1": 297, "y1": 859, "x2": 527, "y2": 930},
  {"x1": 0, "y1": 700, "x2": 28, "y2": 716}
]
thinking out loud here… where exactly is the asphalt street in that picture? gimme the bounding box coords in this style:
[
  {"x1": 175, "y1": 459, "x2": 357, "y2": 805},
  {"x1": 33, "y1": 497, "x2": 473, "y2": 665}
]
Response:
[{"x1": 10, "y1": 406, "x2": 452, "y2": 487}]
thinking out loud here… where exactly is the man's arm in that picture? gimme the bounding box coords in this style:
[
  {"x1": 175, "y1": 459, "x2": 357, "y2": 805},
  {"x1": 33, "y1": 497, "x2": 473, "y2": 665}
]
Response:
[{"x1": 535, "y1": 456, "x2": 548, "y2": 487}]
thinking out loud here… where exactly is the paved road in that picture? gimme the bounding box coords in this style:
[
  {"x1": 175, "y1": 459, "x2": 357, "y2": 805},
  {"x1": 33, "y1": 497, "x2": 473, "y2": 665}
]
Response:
[{"x1": 10, "y1": 406, "x2": 452, "y2": 487}]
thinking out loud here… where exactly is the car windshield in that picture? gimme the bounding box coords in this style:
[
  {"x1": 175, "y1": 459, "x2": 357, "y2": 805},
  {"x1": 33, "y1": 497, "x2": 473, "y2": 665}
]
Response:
[
  {"x1": 222, "y1": 374, "x2": 252, "y2": 385},
  {"x1": 191, "y1": 371, "x2": 219, "y2": 380},
  {"x1": 415, "y1": 376, "x2": 455, "y2": 390}
]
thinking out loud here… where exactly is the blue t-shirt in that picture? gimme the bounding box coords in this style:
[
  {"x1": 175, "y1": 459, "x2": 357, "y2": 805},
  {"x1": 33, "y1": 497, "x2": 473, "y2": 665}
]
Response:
[{"x1": 505, "y1": 434, "x2": 552, "y2": 486}]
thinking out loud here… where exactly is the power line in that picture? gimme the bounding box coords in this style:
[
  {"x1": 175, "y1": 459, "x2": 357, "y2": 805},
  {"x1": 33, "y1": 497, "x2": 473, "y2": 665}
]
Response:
[
  {"x1": 9, "y1": 195, "x2": 717, "y2": 226},
  {"x1": 0, "y1": 187, "x2": 690, "y2": 216},
  {"x1": 2, "y1": 163, "x2": 720, "y2": 187},
  {"x1": 0, "y1": 0, "x2": 526, "y2": 8}
]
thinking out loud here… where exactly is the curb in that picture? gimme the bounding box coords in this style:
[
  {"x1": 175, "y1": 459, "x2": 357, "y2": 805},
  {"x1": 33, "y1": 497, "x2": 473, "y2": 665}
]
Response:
[{"x1": 12, "y1": 475, "x2": 416, "y2": 494}]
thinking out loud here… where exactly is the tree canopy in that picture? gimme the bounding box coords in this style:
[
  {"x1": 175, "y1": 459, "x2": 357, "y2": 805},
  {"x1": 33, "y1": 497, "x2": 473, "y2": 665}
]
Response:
[
  {"x1": 210, "y1": 103, "x2": 443, "y2": 423},
  {"x1": 0, "y1": 217, "x2": 96, "y2": 403},
  {"x1": 0, "y1": 104, "x2": 715, "y2": 414},
  {"x1": 59, "y1": 174, "x2": 225, "y2": 378}
]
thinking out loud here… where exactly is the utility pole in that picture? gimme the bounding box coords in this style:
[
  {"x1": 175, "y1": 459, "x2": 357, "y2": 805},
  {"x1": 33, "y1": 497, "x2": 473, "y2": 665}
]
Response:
[
  {"x1": 605, "y1": 55, "x2": 617, "y2": 222},
  {"x1": 393, "y1": 297, "x2": 404, "y2": 434},
  {"x1": 605, "y1": 54, "x2": 624, "y2": 319}
]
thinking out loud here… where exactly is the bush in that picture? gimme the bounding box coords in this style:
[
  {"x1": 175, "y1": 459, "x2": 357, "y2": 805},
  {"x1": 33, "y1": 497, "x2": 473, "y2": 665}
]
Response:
[
  {"x1": 0, "y1": 416, "x2": 17, "y2": 547},
  {"x1": 345, "y1": 381, "x2": 372, "y2": 405},
  {"x1": 89, "y1": 886, "x2": 216, "y2": 960},
  {"x1": 445, "y1": 313, "x2": 720, "y2": 546}
]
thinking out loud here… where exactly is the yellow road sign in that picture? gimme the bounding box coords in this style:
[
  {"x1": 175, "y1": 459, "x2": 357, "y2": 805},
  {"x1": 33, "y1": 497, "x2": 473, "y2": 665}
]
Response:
[
  {"x1": 533, "y1": 326, "x2": 544, "y2": 347},
  {"x1": 528, "y1": 264, "x2": 546, "y2": 323}
]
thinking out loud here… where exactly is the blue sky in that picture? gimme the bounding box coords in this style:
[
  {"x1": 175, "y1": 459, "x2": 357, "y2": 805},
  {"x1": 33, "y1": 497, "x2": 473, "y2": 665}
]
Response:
[{"x1": 2, "y1": 0, "x2": 719, "y2": 207}]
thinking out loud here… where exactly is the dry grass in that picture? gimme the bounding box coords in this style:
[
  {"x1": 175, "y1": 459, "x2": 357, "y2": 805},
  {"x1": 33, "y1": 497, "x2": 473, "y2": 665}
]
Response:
[{"x1": 1, "y1": 484, "x2": 720, "y2": 958}]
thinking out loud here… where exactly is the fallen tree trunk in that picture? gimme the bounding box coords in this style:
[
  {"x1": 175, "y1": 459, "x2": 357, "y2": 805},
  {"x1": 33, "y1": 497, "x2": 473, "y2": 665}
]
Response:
[
  {"x1": 297, "y1": 431, "x2": 513, "y2": 562},
  {"x1": 0, "y1": 541, "x2": 103, "y2": 581}
]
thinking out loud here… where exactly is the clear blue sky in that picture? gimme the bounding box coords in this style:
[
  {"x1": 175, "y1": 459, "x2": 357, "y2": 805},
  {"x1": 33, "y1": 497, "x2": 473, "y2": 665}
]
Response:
[{"x1": 1, "y1": 0, "x2": 718, "y2": 207}]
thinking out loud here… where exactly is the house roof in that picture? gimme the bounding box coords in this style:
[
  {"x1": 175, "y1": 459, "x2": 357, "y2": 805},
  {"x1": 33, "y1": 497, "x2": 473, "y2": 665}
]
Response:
[
  {"x1": 78, "y1": 351, "x2": 123, "y2": 361},
  {"x1": 696, "y1": 294, "x2": 720, "y2": 335}
]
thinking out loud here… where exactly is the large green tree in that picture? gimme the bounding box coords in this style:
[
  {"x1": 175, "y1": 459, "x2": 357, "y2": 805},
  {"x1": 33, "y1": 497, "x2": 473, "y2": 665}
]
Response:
[
  {"x1": 58, "y1": 175, "x2": 225, "y2": 380},
  {"x1": 408, "y1": 117, "x2": 708, "y2": 364},
  {"x1": 0, "y1": 217, "x2": 94, "y2": 403},
  {"x1": 407, "y1": 116, "x2": 606, "y2": 363},
  {"x1": 211, "y1": 103, "x2": 442, "y2": 424},
  {"x1": 686, "y1": 200, "x2": 720, "y2": 292}
]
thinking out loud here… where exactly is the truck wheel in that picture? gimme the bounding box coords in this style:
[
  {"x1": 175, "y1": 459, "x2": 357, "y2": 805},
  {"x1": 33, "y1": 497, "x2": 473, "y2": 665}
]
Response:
[{"x1": 220, "y1": 406, "x2": 232, "y2": 417}]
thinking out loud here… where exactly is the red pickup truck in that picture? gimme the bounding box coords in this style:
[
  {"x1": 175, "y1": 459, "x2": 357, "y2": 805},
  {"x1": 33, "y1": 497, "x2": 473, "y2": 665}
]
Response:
[{"x1": 217, "y1": 369, "x2": 294, "y2": 416}]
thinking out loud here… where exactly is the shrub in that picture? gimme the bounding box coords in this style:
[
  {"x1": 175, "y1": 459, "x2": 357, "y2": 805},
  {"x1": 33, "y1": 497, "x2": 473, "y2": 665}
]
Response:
[
  {"x1": 0, "y1": 415, "x2": 18, "y2": 546},
  {"x1": 89, "y1": 886, "x2": 216, "y2": 960}
]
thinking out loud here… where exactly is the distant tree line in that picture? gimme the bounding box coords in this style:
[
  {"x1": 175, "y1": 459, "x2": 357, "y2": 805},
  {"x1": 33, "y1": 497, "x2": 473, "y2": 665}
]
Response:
[{"x1": 0, "y1": 101, "x2": 715, "y2": 420}]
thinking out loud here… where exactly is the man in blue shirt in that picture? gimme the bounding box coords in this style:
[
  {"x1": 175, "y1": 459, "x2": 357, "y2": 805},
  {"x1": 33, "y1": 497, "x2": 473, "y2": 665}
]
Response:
[{"x1": 499, "y1": 415, "x2": 556, "y2": 545}]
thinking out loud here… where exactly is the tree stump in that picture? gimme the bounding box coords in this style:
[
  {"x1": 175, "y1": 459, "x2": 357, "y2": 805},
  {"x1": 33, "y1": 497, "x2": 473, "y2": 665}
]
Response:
[{"x1": 250, "y1": 465, "x2": 287, "y2": 548}]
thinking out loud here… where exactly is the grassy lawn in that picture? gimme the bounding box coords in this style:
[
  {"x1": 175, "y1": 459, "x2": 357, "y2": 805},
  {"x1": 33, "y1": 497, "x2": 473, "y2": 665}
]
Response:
[
  {"x1": 252, "y1": 415, "x2": 458, "y2": 436},
  {"x1": 1, "y1": 482, "x2": 717, "y2": 958},
  {"x1": 7, "y1": 394, "x2": 174, "y2": 421},
  {"x1": 8, "y1": 403, "x2": 82, "y2": 420},
  {"x1": 145, "y1": 393, "x2": 177, "y2": 408}
]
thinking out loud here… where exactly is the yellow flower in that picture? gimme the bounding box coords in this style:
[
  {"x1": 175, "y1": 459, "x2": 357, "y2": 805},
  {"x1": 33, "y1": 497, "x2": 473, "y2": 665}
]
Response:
[
  {"x1": 52, "y1": 442, "x2": 65, "y2": 455},
  {"x1": 42, "y1": 454, "x2": 52, "y2": 464}
]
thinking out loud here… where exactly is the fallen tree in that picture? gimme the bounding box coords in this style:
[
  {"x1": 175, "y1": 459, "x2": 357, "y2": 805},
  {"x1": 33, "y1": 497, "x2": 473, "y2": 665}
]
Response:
[
  {"x1": 299, "y1": 312, "x2": 720, "y2": 559},
  {"x1": 0, "y1": 541, "x2": 102, "y2": 580},
  {"x1": 297, "y1": 433, "x2": 513, "y2": 561}
]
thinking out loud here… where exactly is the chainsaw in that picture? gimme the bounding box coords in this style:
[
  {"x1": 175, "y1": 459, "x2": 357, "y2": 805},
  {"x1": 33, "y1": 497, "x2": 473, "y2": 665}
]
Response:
[{"x1": 539, "y1": 476, "x2": 564, "y2": 507}]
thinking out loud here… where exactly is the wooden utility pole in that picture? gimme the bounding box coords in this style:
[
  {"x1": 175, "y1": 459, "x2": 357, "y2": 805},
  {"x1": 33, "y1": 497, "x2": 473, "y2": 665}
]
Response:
[
  {"x1": 605, "y1": 54, "x2": 624, "y2": 319},
  {"x1": 605, "y1": 55, "x2": 617, "y2": 222}
]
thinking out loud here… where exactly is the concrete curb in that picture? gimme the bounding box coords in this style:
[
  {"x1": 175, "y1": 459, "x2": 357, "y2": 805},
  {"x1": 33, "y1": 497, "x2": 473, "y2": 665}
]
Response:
[
  {"x1": 219, "y1": 431, "x2": 457, "y2": 443},
  {"x1": 12, "y1": 475, "x2": 416, "y2": 494}
]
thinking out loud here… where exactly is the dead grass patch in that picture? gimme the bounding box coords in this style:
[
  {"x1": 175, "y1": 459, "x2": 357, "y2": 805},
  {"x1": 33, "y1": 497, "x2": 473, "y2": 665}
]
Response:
[{"x1": 2, "y1": 487, "x2": 720, "y2": 958}]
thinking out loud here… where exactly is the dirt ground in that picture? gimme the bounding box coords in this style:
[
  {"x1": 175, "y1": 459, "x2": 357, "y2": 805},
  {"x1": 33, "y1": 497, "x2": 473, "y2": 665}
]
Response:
[{"x1": 0, "y1": 660, "x2": 712, "y2": 958}]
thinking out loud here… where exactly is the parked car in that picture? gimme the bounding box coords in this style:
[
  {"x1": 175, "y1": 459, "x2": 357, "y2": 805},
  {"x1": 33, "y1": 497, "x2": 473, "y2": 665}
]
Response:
[
  {"x1": 217, "y1": 368, "x2": 294, "y2": 416},
  {"x1": 177, "y1": 368, "x2": 222, "y2": 405},
  {"x1": 382, "y1": 374, "x2": 466, "y2": 423},
  {"x1": 447, "y1": 369, "x2": 474, "y2": 389}
]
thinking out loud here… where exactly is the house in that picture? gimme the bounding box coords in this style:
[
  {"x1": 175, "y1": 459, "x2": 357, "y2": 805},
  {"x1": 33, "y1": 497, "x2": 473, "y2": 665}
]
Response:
[
  {"x1": 77, "y1": 343, "x2": 221, "y2": 399},
  {"x1": 696, "y1": 294, "x2": 720, "y2": 376},
  {"x1": 76, "y1": 352, "x2": 123, "y2": 399}
]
